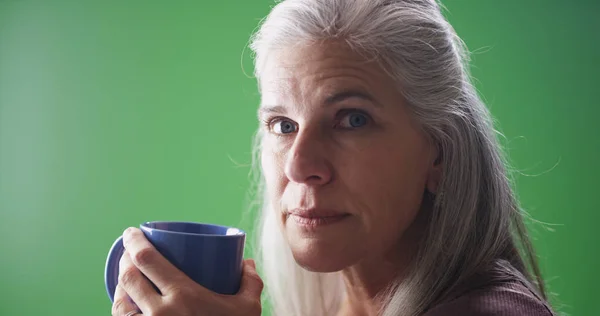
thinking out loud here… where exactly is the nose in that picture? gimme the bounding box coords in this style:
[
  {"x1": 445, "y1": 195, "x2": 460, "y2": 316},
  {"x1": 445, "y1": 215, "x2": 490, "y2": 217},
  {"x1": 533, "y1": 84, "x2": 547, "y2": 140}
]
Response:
[{"x1": 284, "y1": 130, "x2": 333, "y2": 186}]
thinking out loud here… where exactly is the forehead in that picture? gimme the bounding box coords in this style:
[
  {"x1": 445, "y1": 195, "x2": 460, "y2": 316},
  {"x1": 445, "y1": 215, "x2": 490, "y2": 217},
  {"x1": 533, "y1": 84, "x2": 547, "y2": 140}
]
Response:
[{"x1": 259, "y1": 41, "x2": 393, "y2": 104}]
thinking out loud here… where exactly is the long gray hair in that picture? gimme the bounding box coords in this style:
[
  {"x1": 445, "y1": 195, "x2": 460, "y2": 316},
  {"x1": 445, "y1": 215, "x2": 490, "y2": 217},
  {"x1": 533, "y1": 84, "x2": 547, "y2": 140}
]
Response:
[{"x1": 247, "y1": 0, "x2": 548, "y2": 315}]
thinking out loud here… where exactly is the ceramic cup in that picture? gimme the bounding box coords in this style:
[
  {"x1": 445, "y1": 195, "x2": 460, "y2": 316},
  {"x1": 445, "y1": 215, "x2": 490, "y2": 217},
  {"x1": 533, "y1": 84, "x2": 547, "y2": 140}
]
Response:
[{"x1": 104, "y1": 221, "x2": 246, "y2": 302}]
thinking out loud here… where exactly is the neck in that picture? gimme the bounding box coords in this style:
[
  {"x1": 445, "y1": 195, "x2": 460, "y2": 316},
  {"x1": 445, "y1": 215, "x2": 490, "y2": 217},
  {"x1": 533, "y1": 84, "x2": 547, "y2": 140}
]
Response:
[
  {"x1": 337, "y1": 198, "x2": 432, "y2": 316},
  {"x1": 337, "y1": 252, "x2": 409, "y2": 316}
]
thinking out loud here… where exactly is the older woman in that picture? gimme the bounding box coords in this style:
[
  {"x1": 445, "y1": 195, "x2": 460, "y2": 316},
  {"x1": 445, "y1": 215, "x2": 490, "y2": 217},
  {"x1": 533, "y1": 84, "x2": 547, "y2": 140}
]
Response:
[{"x1": 112, "y1": 0, "x2": 556, "y2": 315}]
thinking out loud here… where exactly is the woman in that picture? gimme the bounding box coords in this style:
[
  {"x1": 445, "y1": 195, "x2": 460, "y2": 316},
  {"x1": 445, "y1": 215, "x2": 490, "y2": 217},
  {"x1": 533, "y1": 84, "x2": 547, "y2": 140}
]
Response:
[{"x1": 112, "y1": 0, "x2": 556, "y2": 315}]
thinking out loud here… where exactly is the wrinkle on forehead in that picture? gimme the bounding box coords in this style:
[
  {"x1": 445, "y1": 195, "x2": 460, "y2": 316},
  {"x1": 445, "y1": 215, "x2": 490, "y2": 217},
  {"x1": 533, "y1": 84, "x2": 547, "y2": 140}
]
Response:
[{"x1": 259, "y1": 41, "x2": 388, "y2": 109}]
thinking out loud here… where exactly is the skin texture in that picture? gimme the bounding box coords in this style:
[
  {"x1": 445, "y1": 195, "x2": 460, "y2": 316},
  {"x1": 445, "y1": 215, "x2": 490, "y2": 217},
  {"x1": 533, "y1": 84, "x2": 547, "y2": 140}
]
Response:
[{"x1": 258, "y1": 41, "x2": 442, "y2": 315}]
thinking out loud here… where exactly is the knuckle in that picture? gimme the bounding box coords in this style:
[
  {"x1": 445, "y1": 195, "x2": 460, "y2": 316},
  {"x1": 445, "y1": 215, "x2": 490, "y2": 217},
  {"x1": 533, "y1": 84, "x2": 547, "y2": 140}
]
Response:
[
  {"x1": 118, "y1": 266, "x2": 138, "y2": 286},
  {"x1": 164, "y1": 286, "x2": 192, "y2": 305},
  {"x1": 249, "y1": 272, "x2": 264, "y2": 292},
  {"x1": 166, "y1": 285, "x2": 184, "y2": 297},
  {"x1": 111, "y1": 298, "x2": 127, "y2": 315},
  {"x1": 131, "y1": 247, "x2": 155, "y2": 267},
  {"x1": 256, "y1": 276, "x2": 265, "y2": 292}
]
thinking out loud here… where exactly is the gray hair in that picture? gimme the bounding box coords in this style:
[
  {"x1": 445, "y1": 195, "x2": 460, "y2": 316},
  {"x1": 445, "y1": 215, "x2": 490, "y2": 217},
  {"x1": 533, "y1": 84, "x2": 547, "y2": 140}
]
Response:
[{"x1": 248, "y1": 0, "x2": 548, "y2": 315}]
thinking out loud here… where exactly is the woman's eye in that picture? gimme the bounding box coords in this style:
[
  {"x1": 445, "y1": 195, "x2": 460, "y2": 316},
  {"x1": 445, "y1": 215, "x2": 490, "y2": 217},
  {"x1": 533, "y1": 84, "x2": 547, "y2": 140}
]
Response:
[
  {"x1": 339, "y1": 112, "x2": 369, "y2": 129},
  {"x1": 271, "y1": 119, "x2": 297, "y2": 134}
]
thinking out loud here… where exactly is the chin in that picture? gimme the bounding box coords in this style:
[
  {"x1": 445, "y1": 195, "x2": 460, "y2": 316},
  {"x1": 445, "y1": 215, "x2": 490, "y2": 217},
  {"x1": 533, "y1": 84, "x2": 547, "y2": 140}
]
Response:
[{"x1": 287, "y1": 237, "x2": 362, "y2": 273}]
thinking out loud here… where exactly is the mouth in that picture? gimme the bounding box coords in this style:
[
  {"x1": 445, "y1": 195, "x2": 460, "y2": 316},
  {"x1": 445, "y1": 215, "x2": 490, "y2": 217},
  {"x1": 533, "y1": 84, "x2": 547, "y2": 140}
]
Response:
[{"x1": 286, "y1": 208, "x2": 351, "y2": 229}]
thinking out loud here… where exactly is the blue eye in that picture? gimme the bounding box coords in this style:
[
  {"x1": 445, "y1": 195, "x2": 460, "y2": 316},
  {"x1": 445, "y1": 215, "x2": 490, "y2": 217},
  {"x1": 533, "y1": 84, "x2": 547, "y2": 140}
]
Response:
[
  {"x1": 340, "y1": 112, "x2": 369, "y2": 128},
  {"x1": 272, "y1": 119, "x2": 297, "y2": 134}
]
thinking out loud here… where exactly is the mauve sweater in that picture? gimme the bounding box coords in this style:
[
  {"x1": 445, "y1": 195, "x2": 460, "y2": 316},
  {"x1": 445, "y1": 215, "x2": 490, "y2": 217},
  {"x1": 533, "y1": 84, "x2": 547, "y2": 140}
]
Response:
[{"x1": 422, "y1": 261, "x2": 555, "y2": 316}]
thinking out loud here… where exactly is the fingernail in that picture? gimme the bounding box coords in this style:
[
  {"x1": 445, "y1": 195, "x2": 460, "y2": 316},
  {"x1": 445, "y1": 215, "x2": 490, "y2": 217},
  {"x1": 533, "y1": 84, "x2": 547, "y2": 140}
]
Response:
[
  {"x1": 119, "y1": 251, "x2": 128, "y2": 269},
  {"x1": 123, "y1": 227, "x2": 133, "y2": 238},
  {"x1": 248, "y1": 259, "x2": 256, "y2": 269}
]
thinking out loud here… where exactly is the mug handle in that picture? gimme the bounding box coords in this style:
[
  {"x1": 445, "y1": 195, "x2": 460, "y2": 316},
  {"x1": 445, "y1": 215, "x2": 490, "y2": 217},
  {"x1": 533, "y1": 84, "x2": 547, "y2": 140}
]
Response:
[{"x1": 104, "y1": 236, "x2": 124, "y2": 303}]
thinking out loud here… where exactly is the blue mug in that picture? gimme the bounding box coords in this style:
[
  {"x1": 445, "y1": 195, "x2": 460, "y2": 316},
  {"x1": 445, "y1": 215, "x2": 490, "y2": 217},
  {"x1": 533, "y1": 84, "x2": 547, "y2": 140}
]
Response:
[{"x1": 104, "y1": 221, "x2": 246, "y2": 302}]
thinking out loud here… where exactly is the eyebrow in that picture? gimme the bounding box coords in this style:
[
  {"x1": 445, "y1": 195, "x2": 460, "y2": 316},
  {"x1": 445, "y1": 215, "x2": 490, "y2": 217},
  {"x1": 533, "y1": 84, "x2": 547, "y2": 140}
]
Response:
[
  {"x1": 258, "y1": 105, "x2": 286, "y2": 119},
  {"x1": 324, "y1": 90, "x2": 381, "y2": 107},
  {"x1": 258, "y1": 89, "x2": 382, "y2": 118}
]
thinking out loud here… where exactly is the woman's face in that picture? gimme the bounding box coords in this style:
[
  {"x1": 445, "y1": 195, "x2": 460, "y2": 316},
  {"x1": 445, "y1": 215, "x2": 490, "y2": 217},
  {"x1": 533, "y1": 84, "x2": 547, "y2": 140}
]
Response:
[{"x1": 259, "y1": 42, "x2": 441, "y2": 272}]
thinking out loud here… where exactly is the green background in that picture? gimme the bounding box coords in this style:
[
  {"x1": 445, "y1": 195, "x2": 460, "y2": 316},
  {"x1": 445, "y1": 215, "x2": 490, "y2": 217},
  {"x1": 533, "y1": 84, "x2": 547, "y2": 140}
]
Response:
[{"x1": 0, "y1": 1, "x2": 597, "y2": 315}]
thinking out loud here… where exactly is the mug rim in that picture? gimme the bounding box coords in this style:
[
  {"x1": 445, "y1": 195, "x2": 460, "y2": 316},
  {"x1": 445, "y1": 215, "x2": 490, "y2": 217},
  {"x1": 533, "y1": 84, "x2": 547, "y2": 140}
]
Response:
[{"x1": 141, "y1": 221, "x2": 246, "y2": 238}]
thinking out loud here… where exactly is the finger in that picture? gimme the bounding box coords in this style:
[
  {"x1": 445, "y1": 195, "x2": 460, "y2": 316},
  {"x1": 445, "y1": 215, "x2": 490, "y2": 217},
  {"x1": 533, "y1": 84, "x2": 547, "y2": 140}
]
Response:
[
  {"x1": 122, "y1": 227, "x2": 190, "y2": 293},
  {"x1": 118, "y1": 249, "x2": 161, "y2": 311},
  {"x1": 112, "y1": 284, "x2": 140, "y2": 316},
  {"x1": 237, "y1": 259, "x2": 264, "y2": 300}
]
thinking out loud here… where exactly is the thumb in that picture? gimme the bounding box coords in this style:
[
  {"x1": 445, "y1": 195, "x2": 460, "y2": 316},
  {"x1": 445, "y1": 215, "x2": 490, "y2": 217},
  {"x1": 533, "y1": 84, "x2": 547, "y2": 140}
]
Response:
[{"x1": 238, "y1": 259, "x2": 264, "y2": 299}]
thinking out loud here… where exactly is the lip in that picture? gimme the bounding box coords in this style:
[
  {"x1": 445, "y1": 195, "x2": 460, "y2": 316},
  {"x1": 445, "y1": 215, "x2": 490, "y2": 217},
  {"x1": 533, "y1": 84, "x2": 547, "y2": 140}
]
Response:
[
  {"x1": 288, "y1": 208, "x2": 349, "y2": 218},
  {"x1": 287, "y1": 208, "x2": 351, "y2": 229}
]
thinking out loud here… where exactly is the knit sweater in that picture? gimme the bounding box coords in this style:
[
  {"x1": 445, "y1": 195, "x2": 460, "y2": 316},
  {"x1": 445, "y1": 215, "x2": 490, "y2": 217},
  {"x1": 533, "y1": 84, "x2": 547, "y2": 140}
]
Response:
[{"x1": 423, "y1": 262, "x2": 554, "y2": 316}]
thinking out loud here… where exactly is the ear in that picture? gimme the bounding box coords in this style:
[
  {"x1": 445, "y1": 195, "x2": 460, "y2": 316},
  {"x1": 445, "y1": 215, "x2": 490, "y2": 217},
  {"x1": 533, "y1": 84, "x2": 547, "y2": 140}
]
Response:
[{"x1": 426, "y1": 147, "x2": 443, "y2": 194}]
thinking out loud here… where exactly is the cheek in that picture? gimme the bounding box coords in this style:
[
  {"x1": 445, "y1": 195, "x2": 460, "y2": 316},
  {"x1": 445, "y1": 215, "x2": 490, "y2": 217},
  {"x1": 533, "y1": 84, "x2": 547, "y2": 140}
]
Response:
[
  {"x1": 344, "y1": 144, "x2": 429, "y2": 236},
  {"x1": 347, "y1": 171, "x2": 425, "y2": 257}
]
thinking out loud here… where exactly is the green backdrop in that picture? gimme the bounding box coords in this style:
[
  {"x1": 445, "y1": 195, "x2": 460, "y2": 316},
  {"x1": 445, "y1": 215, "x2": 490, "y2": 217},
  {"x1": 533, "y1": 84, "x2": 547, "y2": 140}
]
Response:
[{"x1": 0, "y1": 1, "x2": 597, "y2": 315}]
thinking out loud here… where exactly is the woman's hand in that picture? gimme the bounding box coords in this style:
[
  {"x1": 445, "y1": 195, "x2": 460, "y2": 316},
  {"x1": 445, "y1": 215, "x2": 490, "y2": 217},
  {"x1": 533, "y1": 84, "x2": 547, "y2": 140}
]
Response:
[{"x1": 111, "y1": 227, "x2": 264, "y2": 316}]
